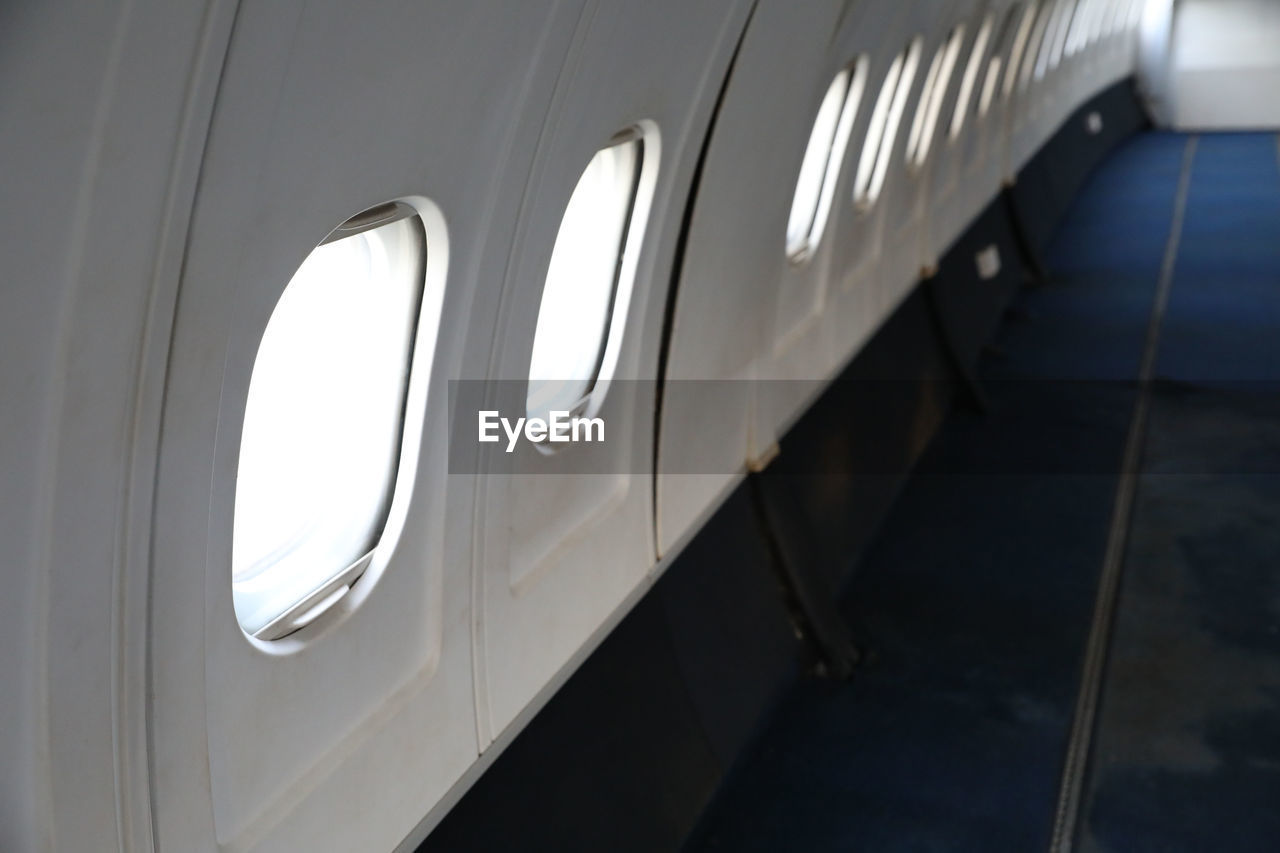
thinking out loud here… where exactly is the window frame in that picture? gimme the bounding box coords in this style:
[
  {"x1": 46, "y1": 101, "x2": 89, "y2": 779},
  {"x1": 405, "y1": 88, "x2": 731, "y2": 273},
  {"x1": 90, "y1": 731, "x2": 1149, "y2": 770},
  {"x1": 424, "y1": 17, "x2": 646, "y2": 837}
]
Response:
[
  {"x1": 979, "y1": 4, "x2": 1024, "y2": 116},
  {"x1": 785, "y1": 57, "x2": 870, "y2": 263},
  {"x1": 1004, "y1": 3, "x2": 1041, "y2": 98},
  {"x1": 950, "y1": 15, "x2": 995, "y2": 139},
  {"x1": 853, "y1": 37, "x2": 923, "y2": 210},
  {"x1": 525, "y1": 127, "x2": 648, "y2": 425},
  {"x1": 907, "y1": 25, "x2": 966, "y2": 168},
  {"x1": 232, "y1": 202, "x2": 428, "y2": 641},
  {"x1": 1018, "y1": 1, "x2": 1056, "y2": 92}
]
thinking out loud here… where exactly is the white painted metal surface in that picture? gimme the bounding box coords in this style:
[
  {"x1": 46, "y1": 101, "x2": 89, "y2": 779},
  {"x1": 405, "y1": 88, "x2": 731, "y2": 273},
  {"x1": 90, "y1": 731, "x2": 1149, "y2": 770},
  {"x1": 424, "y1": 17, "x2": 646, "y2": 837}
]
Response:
[
  {"x1": 656, "y1": 0, "x2": 1139, "y2": 553},
  {"x1": 475, "y1": 0, "x2": 754, "y2": 744}
]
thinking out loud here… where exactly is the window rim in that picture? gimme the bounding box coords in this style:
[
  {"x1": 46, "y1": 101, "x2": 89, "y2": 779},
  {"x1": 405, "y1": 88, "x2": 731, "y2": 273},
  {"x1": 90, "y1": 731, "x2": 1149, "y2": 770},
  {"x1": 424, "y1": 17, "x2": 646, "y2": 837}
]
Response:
[
  {"x1": 907, "y1": 25, "x2": 965, "y2": 169},
  {"x1": 853, "y1": 37, "x2": 923, "y2": 211},
  {"x1": 950, "y1": 15, "x2": 995, "y2": 140},
  {"x1": 233, "y1": 202, "x2": 429, "y2": 642},
  {"x1": 786, "y1": 57, "x2": 869, "y2": 264},
  {"x1": 525, "y1": 126, "x2": 650, "y2": 432}
]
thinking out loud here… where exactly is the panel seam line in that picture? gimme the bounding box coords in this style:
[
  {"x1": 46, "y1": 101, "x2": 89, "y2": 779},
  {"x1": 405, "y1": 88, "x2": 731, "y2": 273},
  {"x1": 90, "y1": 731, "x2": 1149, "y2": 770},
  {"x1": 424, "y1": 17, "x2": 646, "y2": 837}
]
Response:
[{"x1": 1047, "y1": 133, "x2": 1198, "y2": 853}]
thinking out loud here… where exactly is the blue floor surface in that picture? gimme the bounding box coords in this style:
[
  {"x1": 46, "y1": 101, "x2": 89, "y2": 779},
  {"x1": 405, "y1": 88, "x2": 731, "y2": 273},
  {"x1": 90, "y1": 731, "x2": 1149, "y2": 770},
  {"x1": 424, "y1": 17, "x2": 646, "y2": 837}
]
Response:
[
  {"x1": 1080, "y1": 133, "x2": 1280, "y2": 853},
  {"x1": 686, "y1": 133, "x2": 1280, "y2": 851}
]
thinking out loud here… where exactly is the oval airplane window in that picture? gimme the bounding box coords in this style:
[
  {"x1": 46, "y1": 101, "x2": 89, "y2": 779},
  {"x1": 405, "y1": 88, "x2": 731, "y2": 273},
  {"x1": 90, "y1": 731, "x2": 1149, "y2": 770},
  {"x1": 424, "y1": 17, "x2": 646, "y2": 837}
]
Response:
[
  {"x1": 1019, "y1": 1, "x2": 1055, "y2": 91},
  {"x1": 907, "y1": 25, "x2": 965, "y2": 168},
  {"x1": 527, "y1": 132, "x2": 645, "y2": 423},
  {"x1": 980, "y1": 5, "x2": 1024, "y2": 116},
  {"x1": 1004, "y1": 3, "x2": 1040, "y2": 98},
  {"x1": 233, "y1": 204, "x2": 426, "y2": 640},
  {"x1": 1033, "y1": 0, "x2": 1067, "y2": 81},
  {"x1": 951, "y1": 16, "x2": 993, "y2": 139},
  {"x1": 786, "y1": 58, "x2": 869, "y2": 263},
  {"x1": 853, "y1": 38, "x2": 923, "y2": 209}
]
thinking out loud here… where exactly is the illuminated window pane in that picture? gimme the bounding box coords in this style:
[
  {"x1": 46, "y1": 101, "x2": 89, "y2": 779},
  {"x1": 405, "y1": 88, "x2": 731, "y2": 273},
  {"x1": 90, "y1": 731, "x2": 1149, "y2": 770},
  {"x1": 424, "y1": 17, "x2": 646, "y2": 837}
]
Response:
[
  {"x1": 853, "y1": 38, "x2": 922, "y2": 208},
  {"x1": 1019, "y1": 1, "x2": 1055, "y2": 90},
  {"x1": 979, "y1": 55, "x2": 1003, "y2": 117},
  {"x1": 786, "y1": 59, "x2": 868, "y2": 262},
  {"x1": 951, "y1": 16, "x2": 993, "y2": 138},
  {"x1": 233, "y1": 209, "x2": 425, "y2": 639},
  {"x1": 1034, "y1": 0, "x2": 1067, "y2": 80},
  {"x1": 853, "y1": 55, "x2": 902, "y2": 207},
  {"x1": 907, "y1": 26, "x2": 964, "y2": 167},
  {"x1": 907, "y1": 42, "x2": 946, "y2": 166},
  {"x1": 980, "y1": 5, "x2": 1022, "y2": 116},
  {"x1": 527, "y1": 136, "x2": 643, "y2": 422},
  {"x1": 1005, "y1": 3, "x2": 1040, "y2": 97}
]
